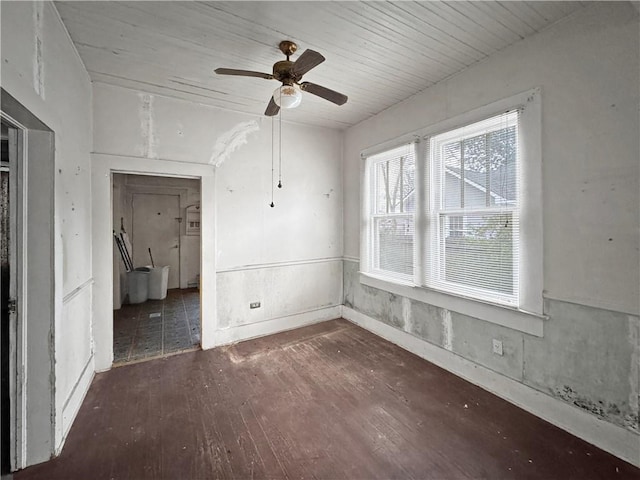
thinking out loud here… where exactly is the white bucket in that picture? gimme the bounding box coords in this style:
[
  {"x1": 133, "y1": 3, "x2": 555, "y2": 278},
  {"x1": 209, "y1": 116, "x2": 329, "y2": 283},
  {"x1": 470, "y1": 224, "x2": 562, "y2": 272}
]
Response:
[
  {"x1": 127, "y1": 268, "x2": 150, "y2": 304},
  {"x1": 147, "y1": 266, "x2": 170, "y2": 300}
]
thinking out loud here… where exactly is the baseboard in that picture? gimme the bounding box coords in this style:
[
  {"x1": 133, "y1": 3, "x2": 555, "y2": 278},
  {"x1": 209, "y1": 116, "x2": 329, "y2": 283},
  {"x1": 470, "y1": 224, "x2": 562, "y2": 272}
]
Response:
[
  {"x1": 56, "y1": 354, "x2": 95, "y2": 455},
  {"x1": 213, "y1": 305, "x2": 342, "y2": 347},
  {"x1": 342, "y1": 306, "x2": 640, "y2": 468}
]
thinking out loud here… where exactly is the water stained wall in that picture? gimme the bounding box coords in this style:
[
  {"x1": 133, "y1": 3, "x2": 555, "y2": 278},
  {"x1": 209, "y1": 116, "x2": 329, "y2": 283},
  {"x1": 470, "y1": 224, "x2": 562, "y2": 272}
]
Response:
[{"x1": 344, "y1": 260, "x2": 640, "y2": 434}]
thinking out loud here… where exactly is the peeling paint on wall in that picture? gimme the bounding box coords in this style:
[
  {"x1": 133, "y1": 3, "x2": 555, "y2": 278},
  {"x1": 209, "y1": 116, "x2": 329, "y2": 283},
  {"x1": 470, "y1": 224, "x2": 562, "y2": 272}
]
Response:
[
  {"x1": 139, "y1": 93, "x2": 157, "y2": 158},
  {"x1": 343, "y1": 263, "x2": 640, "y2": 434},
  {"x1": 209, "y1": 120, "x2": 260, "y2": 168},
  {"x1": 33, "y1": 1, "x2": 44, "y2": 99}
]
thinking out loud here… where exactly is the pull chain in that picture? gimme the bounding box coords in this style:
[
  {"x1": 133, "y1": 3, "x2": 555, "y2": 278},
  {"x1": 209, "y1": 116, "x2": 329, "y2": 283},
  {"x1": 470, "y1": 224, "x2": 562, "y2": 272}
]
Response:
[
  {"x1": 270, "y1": 115, "x2": 275, "y2": 208},
  {"x1": 278, "y1": 99, "x2": 283, "y2": 189}
]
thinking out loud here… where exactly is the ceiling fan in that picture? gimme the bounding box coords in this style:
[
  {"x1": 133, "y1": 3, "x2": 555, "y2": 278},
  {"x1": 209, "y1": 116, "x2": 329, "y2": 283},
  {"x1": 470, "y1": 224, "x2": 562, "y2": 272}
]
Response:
[{"x1": 215, "y1": 40, "x2": 348, "y2": 116}]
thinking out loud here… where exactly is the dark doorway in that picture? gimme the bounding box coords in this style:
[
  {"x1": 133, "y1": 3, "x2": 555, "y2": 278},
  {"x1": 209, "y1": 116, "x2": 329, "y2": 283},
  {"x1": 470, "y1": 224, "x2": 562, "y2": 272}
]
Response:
[{"x1": 1, "y1": 121, "x2": 12, "y2": 475}]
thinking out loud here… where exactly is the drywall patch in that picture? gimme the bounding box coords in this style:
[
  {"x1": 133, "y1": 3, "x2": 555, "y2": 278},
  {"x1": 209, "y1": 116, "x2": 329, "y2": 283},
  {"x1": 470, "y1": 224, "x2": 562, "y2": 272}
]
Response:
[
  {"x1": 402, "y1": 296, "x2": 411, "y2": 333},
  {"x1": 209, "y1": 120, "x2": 260, "y2": 168},
  {"x1": 629, "y1": 315, "x2": 640, "y2": 431},
  {"x1": 408, "y1": 299, "x2": 443, "y2": 346},
  {"x1": 343, "y1": 260, "x2": 357, "y2": 308},
  {"x1": 139, "y1": 93, "x2": 157, "y2": 158},
  {"x1": 33, "y1": 2, "x2": 45, "y2": 99},
  {"x1": 442, "y1": 309, "x2": 453, "y2": 351}
]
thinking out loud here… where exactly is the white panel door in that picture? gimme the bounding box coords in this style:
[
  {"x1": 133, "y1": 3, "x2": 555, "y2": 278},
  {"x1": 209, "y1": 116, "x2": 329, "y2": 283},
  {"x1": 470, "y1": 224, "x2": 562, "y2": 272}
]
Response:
[{"x1": 132, "y1": 193, "x2": 180, "y2": 289}]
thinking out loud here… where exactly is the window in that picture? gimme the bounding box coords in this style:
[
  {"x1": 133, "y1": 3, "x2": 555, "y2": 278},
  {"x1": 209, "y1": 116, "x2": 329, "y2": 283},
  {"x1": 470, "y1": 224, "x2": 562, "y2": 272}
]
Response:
[
  {"x1": 365, "y1": 144, "x2": 416, "y2": 282},
  {"x1": 362, "y1": 90, "x2": 542, "y2": 318},
  {"x1": 427, "y1": 111, "x2": 519, "y2": 305}
]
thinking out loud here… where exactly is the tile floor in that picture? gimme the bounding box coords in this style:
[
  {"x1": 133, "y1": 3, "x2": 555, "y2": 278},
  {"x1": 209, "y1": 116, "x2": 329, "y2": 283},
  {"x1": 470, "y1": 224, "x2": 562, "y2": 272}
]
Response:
[{"x1": 113, "y1": 288, "x2": 200, "y2": 365}]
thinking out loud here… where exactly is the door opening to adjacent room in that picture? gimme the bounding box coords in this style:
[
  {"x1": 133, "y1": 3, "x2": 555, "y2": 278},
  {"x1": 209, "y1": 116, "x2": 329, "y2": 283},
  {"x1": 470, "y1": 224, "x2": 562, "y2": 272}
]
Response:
[
  {"x1": 2, "y1": 90, "x2": 56, "y2": 471},
  {"x1": 111, "y1": 173, "x2": 202, "y2": 365}
]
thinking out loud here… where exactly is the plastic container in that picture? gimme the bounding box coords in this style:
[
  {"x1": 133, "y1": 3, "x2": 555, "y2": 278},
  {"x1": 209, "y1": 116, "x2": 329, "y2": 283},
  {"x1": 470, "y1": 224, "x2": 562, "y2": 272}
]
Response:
[
  {"x1": 127, "y1": 267, "x2": 151, "y2": 304},
  {"x1": 148, "y1": 265, "x2": 170, "y2": 300}
]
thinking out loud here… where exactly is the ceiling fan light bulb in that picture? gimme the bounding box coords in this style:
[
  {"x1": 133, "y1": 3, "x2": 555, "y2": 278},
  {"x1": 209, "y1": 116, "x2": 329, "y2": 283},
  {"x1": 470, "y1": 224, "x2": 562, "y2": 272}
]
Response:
[{"x1": 273, "y1": 84, "x2": 302, "y2": 109}]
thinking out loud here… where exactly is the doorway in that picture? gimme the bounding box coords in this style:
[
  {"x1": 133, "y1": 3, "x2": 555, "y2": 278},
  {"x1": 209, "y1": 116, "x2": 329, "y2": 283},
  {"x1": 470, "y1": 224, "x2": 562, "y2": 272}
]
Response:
[
  {"x1": 2, "y1": 89, "x2": 56, "y2": 469},
  {"x1": 112, "y1": 173, "x2": 201, "y2": 365}
]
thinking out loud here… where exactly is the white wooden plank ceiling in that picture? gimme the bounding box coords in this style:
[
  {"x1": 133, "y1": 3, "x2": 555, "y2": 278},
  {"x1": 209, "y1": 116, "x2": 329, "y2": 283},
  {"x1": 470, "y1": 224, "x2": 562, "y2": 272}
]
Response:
[{"x1": 55, "y1": 1, "x2": 586, "y2": 130}]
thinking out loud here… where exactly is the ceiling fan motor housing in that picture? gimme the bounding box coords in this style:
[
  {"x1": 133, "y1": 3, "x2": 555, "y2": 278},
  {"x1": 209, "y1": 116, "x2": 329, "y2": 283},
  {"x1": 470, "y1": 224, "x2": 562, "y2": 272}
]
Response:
[{"x1": 273, "y1": 60, "x2": 296, "y2": 85}]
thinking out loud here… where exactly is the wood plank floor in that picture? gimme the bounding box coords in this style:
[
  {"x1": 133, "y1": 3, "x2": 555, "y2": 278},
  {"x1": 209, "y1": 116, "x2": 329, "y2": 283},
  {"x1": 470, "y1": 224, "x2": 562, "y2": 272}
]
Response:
[{"x1": 15, "y1": 319, "x2": 640, "y2": 479}]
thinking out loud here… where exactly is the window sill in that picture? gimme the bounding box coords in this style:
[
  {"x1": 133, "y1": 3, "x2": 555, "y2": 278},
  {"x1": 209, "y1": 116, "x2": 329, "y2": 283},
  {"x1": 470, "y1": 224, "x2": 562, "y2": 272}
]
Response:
[{"x1": 359, "y1": 272, "x2": 546, "y2": 337}]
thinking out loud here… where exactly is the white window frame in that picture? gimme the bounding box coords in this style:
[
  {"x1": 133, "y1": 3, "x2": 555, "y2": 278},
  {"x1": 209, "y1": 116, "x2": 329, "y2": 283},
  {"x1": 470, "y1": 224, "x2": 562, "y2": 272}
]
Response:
[
  {"x1": 427, "y1": 110, "x2": 520, "y2": 307},
  {"x1": 364, "y1": 144, "x2": 417, "y2": 283},
  {"x1": 360, "y1": 89, "x2": 545, "y2": 337}
]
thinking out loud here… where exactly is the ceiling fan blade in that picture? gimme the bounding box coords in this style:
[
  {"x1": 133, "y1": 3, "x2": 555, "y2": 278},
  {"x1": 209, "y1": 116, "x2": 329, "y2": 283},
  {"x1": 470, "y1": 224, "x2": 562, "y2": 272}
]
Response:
[
  {"x1": 299, "y1": 82, "x2": 348, "y2": 106},
  {"x1": 214, "y1": 68, "x2": 273, "y2": 80},
  {"x1": 292, "y1": 50, "x2": 325, "y2": 77},
  {"x1": 265, "y1": 97, "x2": 280, "y2": 116}
]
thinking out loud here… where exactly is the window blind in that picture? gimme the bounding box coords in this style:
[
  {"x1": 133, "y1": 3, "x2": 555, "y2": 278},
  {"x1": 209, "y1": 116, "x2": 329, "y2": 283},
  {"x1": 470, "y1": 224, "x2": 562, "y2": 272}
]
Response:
[
  {"x1": 367, "y1": 143, "x2": 416, "y2": 281},
  {"x1": 427, "y1": 110, "x2": 520, "y2": 304}
]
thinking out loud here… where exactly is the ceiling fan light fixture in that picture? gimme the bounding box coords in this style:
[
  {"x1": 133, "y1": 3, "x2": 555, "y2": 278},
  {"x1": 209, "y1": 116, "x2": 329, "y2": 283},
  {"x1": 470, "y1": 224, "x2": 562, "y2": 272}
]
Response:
[{"x1": 273, "y1": 84, "x2": 302, "y2": 109}]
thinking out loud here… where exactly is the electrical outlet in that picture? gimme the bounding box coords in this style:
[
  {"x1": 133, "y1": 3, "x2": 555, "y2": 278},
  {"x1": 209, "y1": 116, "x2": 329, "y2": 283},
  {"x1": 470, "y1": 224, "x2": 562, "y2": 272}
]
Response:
[
  {"x1": 492, "y1": 339, "x2": 503, "y2": 356},
  {"x1": 250, "y1": 302, "x2": 261, "y2": 309}
]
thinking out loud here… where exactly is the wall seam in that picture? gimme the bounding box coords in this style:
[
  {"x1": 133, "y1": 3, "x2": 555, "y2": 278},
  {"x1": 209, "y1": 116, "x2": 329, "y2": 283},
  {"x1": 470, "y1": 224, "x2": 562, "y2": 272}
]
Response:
[{"x1": 47, "y1": 2, "x2": 92, "y2": 84}]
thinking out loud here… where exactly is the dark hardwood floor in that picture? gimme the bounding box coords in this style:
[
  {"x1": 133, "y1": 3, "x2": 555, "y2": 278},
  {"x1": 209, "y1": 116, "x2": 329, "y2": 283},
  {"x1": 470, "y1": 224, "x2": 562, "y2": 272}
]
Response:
[{"x1": 15, "y1": 319, "x2": 640, "y2": 479}]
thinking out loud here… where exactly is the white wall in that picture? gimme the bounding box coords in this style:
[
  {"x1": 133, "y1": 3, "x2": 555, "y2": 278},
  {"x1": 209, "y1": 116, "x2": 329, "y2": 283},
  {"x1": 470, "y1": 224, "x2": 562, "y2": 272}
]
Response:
[
  {"x1": 1, "y1": 0, "x2": 93, "y2": 466},
  {"x1": 344, "y1": 3, "x2": 639, "y2": 316},
  {"x1": 92, "y1": 82, "x2": 343, "y2": 364},
  {"x1": 342, "y1": 2, "x2": 639, "y2": 466}
]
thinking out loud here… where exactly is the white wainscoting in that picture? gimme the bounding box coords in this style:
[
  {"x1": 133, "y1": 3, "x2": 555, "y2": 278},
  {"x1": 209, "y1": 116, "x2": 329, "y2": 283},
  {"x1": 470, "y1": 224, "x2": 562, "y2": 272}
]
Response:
[
  {"x1": 215, "y1": 258, "x2": 343, "y2": 345},
  {"x1": 214, "y1": 306, "x2": 342, "y2": 347},
  {"x1": 56, "y1": 279, "x2": 95, "y2": 451}
]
